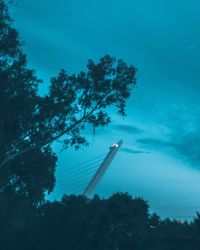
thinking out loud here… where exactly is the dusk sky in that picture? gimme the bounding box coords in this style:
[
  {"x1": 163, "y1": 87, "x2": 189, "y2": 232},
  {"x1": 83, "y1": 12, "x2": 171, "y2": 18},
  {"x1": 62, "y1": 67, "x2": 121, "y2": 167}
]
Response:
[{"x1": 11, "y1": 0, "x2": 200, "y2": 220}]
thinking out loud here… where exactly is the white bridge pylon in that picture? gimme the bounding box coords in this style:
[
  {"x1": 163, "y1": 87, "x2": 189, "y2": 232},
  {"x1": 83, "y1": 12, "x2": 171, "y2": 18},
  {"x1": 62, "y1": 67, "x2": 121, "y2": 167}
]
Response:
[{"x1": 83, "y1": 140, "x2": 123, "y2": 197}]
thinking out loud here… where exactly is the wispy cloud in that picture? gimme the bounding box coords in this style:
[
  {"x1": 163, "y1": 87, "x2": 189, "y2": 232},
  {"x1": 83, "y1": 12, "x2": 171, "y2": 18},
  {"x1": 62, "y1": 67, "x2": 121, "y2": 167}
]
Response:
[
  {"x1": 114, "y1": 124, "x2": 144, "y2": 135},
  {"x1": 121, "y1": 147, "x2": 149, "y2": 155},
  {"x1": 137, "y1": 126, "x2": 200, "y2": 168}
]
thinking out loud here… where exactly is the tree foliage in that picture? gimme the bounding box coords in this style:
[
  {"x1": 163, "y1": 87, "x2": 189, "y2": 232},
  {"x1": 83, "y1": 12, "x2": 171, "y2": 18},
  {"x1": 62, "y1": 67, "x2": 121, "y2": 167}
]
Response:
[
  {"x1": 0, "y1": 193, "x2": 200, "y2": 250},
  {"x1": 0, "y1": 0, "x2": 57, "y2": 204},
  {"x1": 0, "y1": 0, "x2": 136, "y2": 204},
  {"x1": 0, "y1": 1, "x2": 137, "y2": 243}
]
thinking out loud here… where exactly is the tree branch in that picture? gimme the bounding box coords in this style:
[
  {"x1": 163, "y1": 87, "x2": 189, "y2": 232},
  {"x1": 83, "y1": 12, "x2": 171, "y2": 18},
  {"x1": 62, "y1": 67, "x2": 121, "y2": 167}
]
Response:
[
  {"x1": 0, "y1": 103, "x2": 100, "y2": 171},
  {"x1": 0, "y1": 146, "x2": 37, "y2": 170}
]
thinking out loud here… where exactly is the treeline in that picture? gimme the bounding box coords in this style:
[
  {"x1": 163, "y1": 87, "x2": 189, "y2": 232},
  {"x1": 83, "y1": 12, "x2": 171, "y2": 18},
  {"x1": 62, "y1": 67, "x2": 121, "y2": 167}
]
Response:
[{"x1": 1, "y1": 192, "x2": 200, "y2": 250}]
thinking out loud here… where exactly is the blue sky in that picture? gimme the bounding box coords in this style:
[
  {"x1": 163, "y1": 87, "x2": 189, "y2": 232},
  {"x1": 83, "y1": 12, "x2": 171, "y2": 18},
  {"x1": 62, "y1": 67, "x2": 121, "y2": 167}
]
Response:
[{"x1": 11, "y1": 0, "x2": 200, "y2": 220}]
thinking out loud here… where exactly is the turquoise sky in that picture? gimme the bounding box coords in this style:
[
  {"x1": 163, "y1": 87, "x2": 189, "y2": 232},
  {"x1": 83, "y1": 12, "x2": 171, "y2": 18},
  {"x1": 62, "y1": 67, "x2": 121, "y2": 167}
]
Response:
[{"x1": 11, "y1": 0, "x2": 200, "y2": 220}]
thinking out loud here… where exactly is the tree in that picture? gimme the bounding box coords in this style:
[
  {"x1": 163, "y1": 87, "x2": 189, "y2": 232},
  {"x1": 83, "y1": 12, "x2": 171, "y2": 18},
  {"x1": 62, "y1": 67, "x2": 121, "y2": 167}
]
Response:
[
  {"x1": 0, "y1": 0, "x2": 137, "y2": 203},
  {"x1": 0, "y1": 2, "x2": 137, "y2": 247},
  {"x1": 27, "y1": 193, "x2": 150, "y2": 250},
  {"x1": 0, "y1": 0, "x2": 57, "y2": 204}
]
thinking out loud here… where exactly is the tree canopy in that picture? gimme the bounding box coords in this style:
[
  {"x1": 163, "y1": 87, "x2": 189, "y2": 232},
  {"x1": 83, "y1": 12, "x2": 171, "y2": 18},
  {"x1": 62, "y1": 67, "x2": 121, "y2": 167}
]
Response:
[
  {"x1": 0, "y1": 0, "x2": 136, "y2": 204},
  {"x1": 1, "y1": 192, "x2": 200, "y2": 250},
  {"x1": 0, "y1": 1, "x2": 137, "y2": 246}
]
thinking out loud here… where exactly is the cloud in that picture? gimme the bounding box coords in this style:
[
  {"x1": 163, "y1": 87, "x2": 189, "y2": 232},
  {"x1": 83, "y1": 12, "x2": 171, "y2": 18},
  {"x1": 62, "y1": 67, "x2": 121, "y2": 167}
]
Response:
[
  {"x1": 91, "y1": 123, "x2": 144, "y2": 137},
  {"x1": 132, "y1": 103, "x2": 200, "y2": 169},
  {"x1": 137, "y1": 138, "x2": 168, "y2": 147},
  {"x1": 137, "y1": 129, "x2": 200, "y2": 168},
  {"x1": 114, "y1": 124, "x2": 144, "y2": 135},
  {"x1": 121, "y1": 147, "x2": 149, "y2": 155},
  {"x1": 171, "y1": 132, "x2": 200, "y2": 166}
]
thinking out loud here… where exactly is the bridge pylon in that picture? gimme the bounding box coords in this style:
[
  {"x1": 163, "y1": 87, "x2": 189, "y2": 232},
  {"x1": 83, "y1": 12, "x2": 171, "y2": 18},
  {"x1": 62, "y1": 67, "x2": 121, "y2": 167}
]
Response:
[{"x1": 83, "y1": 140, "x2": 123, "y2": 197}]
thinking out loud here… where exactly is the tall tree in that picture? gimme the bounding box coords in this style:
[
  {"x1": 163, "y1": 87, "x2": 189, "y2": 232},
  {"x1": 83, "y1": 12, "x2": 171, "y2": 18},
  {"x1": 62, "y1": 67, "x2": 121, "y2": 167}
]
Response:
[
  {"x1": 0, "y1": 0, "x2": 57, "y2": 203},
  {"x1": 0, "y1": 0, "x2": 137, "y2": 202}
]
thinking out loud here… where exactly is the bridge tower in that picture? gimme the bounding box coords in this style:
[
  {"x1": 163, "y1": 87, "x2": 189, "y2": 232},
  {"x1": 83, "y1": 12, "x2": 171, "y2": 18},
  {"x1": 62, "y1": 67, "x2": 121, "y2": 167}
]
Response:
[{"x1": 83, "y1": 140, "x2": 123, "y2": 197}]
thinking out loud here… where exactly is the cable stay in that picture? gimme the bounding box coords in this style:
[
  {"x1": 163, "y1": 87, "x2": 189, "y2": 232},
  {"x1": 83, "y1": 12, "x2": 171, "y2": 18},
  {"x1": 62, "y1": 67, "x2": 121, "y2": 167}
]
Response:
[
  {"x1": 57, "y1": 167, "x2": 100, "y2": 188},
  {"x1": 57, "y1": 159, "x2": 103, "y2": 181},
  {"x1": 57, "y1": 166, "x2": 100, "y2": 186},
  {"x1": 55, "y1": 174, "x2": 95, "y2": 193},
  {"x1": 56, "y1": 153, "x2": 106, "y2": 177}
]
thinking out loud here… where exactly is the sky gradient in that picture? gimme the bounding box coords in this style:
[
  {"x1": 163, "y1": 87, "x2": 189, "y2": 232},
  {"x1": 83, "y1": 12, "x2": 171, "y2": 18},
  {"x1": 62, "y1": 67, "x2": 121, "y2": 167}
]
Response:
[{"x1": 11, "y1": 0, "x2": 200, "y2": 220}]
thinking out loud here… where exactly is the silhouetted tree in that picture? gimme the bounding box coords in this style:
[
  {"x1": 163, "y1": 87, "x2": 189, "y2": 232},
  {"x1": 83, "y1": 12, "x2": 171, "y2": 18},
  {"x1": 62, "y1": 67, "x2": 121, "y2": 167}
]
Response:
[
  {"x1": 11, "y1": 192, "x2": 199, "y2": 250},
  {"x1": 1, "y1": 190, "x2": 200, "y2": 250},
  {"x1": 29, "y1": 193, "x2": 151, "y2": 250},
  {"x1": 0, "y1": 0, "x2": 136, "y2": 204},
  {"x1": 0, "y1": 1, "x2": 137, "y2": 248},
  {"x1": 87, "y1": 193, "x2": 150, "y2": 250}
]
